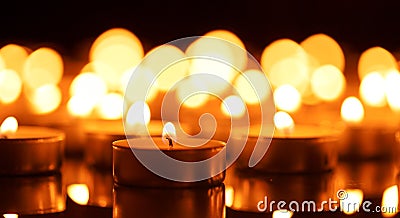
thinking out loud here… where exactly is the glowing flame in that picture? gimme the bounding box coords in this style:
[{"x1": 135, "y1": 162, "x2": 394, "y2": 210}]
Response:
[
  {"x1": 0, "y1": 116, "x2": 18, "y2": 135},
  {"x1": 22, "y1": 47, "x2": 63, "y2": 89},
  {"x1": 96, "y1": 93, "x2": 124, "y2": 120},
  {"x1": 67, "y1": 184, "x2": 89, "y2": 205},
  {"x1": 273, "y1": 111, "x2": 294, "y2": 134},
  {"x1": 300, "y1": 33, "x2": 345, "y2": 72},
  {"x1": 340, "y1": 189, "x2": 363, "y2": 215},
  {"x1": 221, "y1": 95, "x2": 246, "y2": 118},
  {"x1": 381, "y1": 185, "x2": 399, "y2": 217},
  {"x1": 341, "y1": 97, "x2": 364, "y2": 124},
  {"x1": 0, "y1": 69, "x2": 22, "y2": 104},
  {"x1": 359, "y1": 72, "x2": 386, "y2": 107},
  {"x1": 69, "y1": 72, "x2": 107, "y2": 100},
  {"x1": 233, "y1": 69, "x2": 271, "y2": 104},
  {"x1": 162, "y1": 122, "x2": 176, "y2": 145},
  {"x1": 125, "y1": 101, "x2": 151, "y2": 135},
  {"x1": 273, "y1": 84, "x2": 301, "y2": 113},
  {"x1": 3, "y1": 214, "x2": 18, "y2": 218},
  {"x1": 310, "y1": 64, "x2": 346, "y2": 101},
  {"x1": 385, "y1": 71, "x2": 400, "y2": 112},
  {"x1": 225, "y1": 185, "x2": 234, "y2": 207},
  {"x1": 272, "y1": 210, "x2": 294, "y2": 218}
]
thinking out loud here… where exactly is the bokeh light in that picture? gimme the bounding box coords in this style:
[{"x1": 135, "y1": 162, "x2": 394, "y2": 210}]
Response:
[
  {"x1": 340, "y1": 189, "x2": 363, "y2": 215},
  {"x1": 96, "y1": 93, "x2": 124, "y2": 120},
  {"x1": 310, "y1": 64, "x2": 345, "y2": 101},
  {"x1": 358, "y1": 47, "x2": 397, "y2": 79},
  {"x1": 381, "y1": 185, "x2": 398, "y2": 217},
  {"x1": 220, "y1": 95, "x2": 246, "y2": 118},
  {"x1": 273, "y1": 84, "x2": 301, "y2": 113},
  {"x1": 23, "y1": 47, "x2": 63, "y2": 89},
  {"x1": 176, "y1": 77, "x2": 210, "y2": 108},
  {"x1": 359, "y1": 72, "x2": 386, "y2": 107},
  {"x1": 341, "y1": 97, "x2": 364, "y2": 124},
  {"x1": 29, "y1": 84, "x2": 62, "y2": 114},
  {"x1": 272, "y1": 210, "x2": 293, "y2": 218},
  {"x1": 141, "y1": 44, "x2": 189, "y2": 92},
  {"x1": 0, "y1": 69, "x2": 22, "y2": 104},
  {"x1": 274, "y1": 111, "x2": 294, "y2": 133},
  {"x1": 385, "y1": 71, "x2": 400, "y2": 112},
  {"x1": 0, "y1": 44, "x2": 29, "y2": 75},
  {"x1": 300, "y1": 33, "x2": 345, "y2": 71},
  {"x1": 69, "y1": 72, "x2": 107, "y2": 99},
  {"x1": 124, "y1": 66, "x2": 159, "y2": 103},
  {"x1": 233, "y1": 69, "x2": 271, "y2": 104},
  {"x1": 67, "y1": 184, "x2": 89, "y2": 205}
]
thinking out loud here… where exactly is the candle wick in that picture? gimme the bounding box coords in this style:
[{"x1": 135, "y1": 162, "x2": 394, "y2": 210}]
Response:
[{"x1": 166, "y1": 136, "x2": 173, "y2": 148}]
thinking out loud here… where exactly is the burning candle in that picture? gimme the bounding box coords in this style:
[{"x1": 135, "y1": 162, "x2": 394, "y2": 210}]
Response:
[
  {"x1": 338, "y1": 96, "x2": 398, "y2": 160},
  {"x1": 0, "y1": 116, "x2": 65, "y2": 175},
  {"x1": 112, "y1": 122, "x2": 226, "y2": 187},
  {"x1": 233, "y1": 111, "x2": 340, "y2": 173}
]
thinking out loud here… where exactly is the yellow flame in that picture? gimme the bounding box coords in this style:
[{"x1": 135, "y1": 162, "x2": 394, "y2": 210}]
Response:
[
  {"x1": 22, "y1": 47, "x2": 63, "y2": 89},
  {"x1": 0, "y1": 69, "x2": 22, "y2": 104},
  {"x1": 273, "y1": 85, "x2": 301, "y2": 113},
  {"x1": 221, "y1": 95, "x2": 246, "y2": 118},
  {"x1": 274, "y1": 111, "x2": 294, "y2": 133},
  {"x1": 381, "y1": 185, "x2": 399, "y2": 217},
  {"x1": 3, "y1": 214, "x2": 18, "y2": 218},
  {"x1": 272, "y1": 210, "x2": 294, "y2": 218},
  {"x1": 67, "y1": 184, "x2": 89, "y2": 205},
  {"x1": 29, "y1": 84, "x2": 62, "y2": 114},
  {"x1": 385, "y1": 71, "x2": 400, "y2": 112},
  {"x1": 142, "y1": 44, "x2": 189, "y2": 92},
  {"x1": 340, "y1": 189, "x2": 363, "y2": 215},
  {"x1": 225, "y1": 185, "x2": 234, "y2": 207},
  {"x1": 125, "y1": 101, "x2": 151, "y2": 134},
  {"x1": 358, "y1": 47, "x2": 398, "y2": 80},
  {"x1": 89, "y1": 28, "x2": 144, "y2": 91},
  {"x1": 233, "y1": 69, "x2": 271, "y2": 104},
  {"x1": 162, "y1": 122, "x2": 176, "y2": 144},
  {"x1": 300, "y1": 33, "x2": 345, "y2": 72},
  {"x1": 0, "y1": 44, "x2": 29, "y2": 75},
  {"x1": 359, "y1": 72, "x2": 386, "y2": 107},
  {"x1": 96, "y1": 93, "x2": 123, "y2": 120},
  {"x1": 341, "y1": 97, "x2": 364, "y2": 124},
  {"x1": 310, "y1": 64, "x2": 346, "y2": 101},
  {"x1": 0, "y1": 116, "x2": 18, "y2": 134}
]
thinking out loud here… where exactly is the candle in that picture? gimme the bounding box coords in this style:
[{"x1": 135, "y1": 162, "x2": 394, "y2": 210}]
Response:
[
  {"x1": 114, "y1": 184, "x2": 225, "y2": 218},
  {"x1": 112, "y1": 122, "x2": 226, "y2": 187},
  {"x1": 0, "y1": 173, "x2": 65, "y2": 215},
  {"x1": 232, "y1": 111, "x2": 340, "y2": 173},
  {"x1": 0, "y1": 116, "x2": 65, "y2": 175},
  {"x1": 338, "y1": 96, "x2": 398, "y2": 160}
]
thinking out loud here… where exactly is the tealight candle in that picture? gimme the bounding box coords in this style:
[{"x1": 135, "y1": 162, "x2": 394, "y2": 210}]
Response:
[
  {"x1": 0, "y1": 116, "x2": 65, "y2": 175},
  {"x1": 338, "y1": 96, "x2": 398, "y2": 160},
  {"x1": 112, "y1": 122, "x2": 226, "y2": 187},
  {"x1": 233, "y1": 111, "x2": 340, "y2": 173}
]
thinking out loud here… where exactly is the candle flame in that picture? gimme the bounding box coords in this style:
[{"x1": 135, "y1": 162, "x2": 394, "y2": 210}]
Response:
[
  {"x1": 341, "y1": 97, "x2": 365, "y2": 124},
  {"x1": 67, "y1": 184, "x2": 89, "y2": 205},
  {"x1": 3, "y1": 214, "x2": 18, "y2": 218},
  {"x1": 162, "y1": 122, "x2": 176, "y2": 145},
  {"x1": 381, "y1": 185, "x2": 399, "y2": 217},
  {"x1": 273, "y1": 111, "x2": 294, "y2": 134},
  {"x1": 340, "y1": 189, "x2": 363, "y2": 215},
  {"x1": 0, "y1": 116, "x2": 18, "y2": 135},
  {"x1": 272, "y1": 210, "x2": 294, "y2": 218}
]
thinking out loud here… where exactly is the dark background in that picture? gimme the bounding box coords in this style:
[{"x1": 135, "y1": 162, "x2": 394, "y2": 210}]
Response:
[{"x1": 1, "y1": 1, "x2": 399, "y2": 61}]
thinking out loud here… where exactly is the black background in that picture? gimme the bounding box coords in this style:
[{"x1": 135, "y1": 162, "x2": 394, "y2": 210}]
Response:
[{"x1": 1, "y1": 1, "x2": 399, "y2": 60}]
